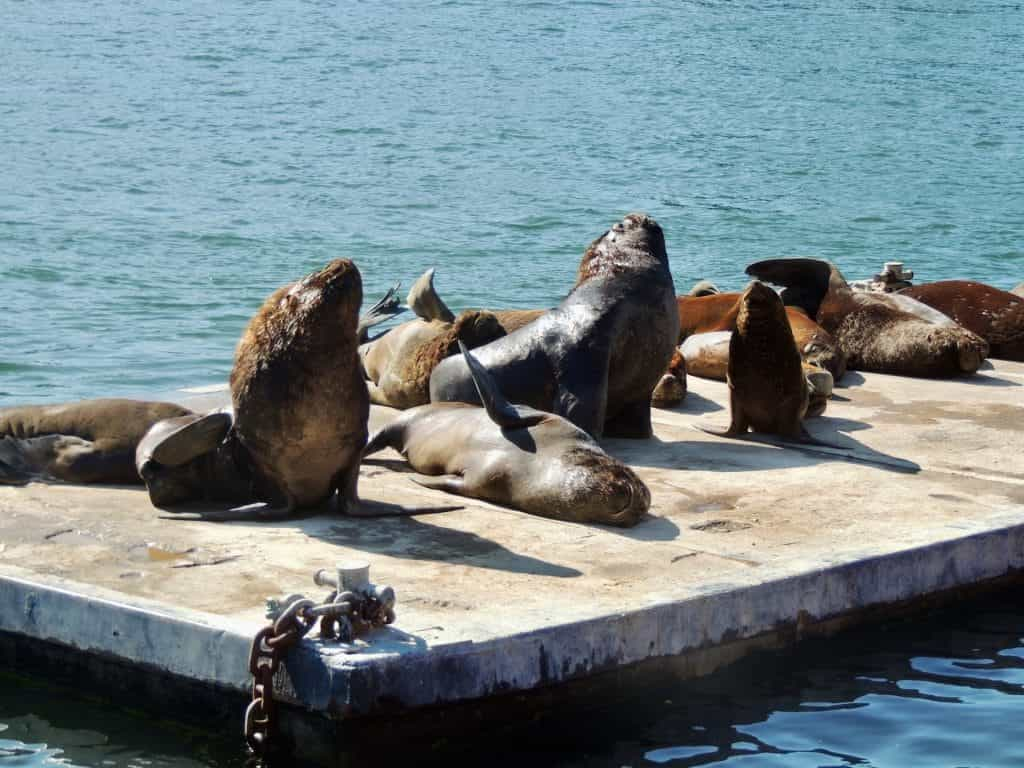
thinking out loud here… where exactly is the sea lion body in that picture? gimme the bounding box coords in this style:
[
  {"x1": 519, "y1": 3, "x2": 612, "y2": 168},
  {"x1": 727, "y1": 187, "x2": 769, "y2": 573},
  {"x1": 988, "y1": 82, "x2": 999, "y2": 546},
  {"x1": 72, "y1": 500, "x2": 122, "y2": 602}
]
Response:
[
  {"x1": 747, "y1": 258, "x2": 989, "y2": 377},
  {"x1": 677, "y1": 292, "x2": 847, "y2": 380},
  {"x1": 430, "y1": 213, "x2": 679, "y2": 439},
  {"x1": 367, "y1": 344, "x2": 650, "y2": 526},
  {"x1": 898, "y1": 280, "x2": 1024, "y2": 362},
  {"x1": 0, "y1": 399, "x2": 191, "y2": 486},
  {"x1": 360, "y1": 311, "x2": 506, "y2": 409},
  {"x1": 725, "y1": 282, "x2": 809, "y2": 438},
  {"x1": 230, "y1": 259, "x2": 369, "y2": 512}
]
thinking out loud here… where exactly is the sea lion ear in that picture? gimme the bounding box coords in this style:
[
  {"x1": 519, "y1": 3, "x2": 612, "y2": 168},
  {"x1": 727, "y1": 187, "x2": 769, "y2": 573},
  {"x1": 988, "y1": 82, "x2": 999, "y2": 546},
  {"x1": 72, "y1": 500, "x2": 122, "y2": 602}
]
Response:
[
  {"x1": 744, "y1": 258, "x2": 836, "y2": 319},
  {"x1": 458, "y1": 341, "x2": 545, "y2": 430},
  {"x1": 407, "y1": 268, "x2": 456, "y2": 323},
  {"x1": 149, "y1": 411, "x2": 232, "y2": 467}
]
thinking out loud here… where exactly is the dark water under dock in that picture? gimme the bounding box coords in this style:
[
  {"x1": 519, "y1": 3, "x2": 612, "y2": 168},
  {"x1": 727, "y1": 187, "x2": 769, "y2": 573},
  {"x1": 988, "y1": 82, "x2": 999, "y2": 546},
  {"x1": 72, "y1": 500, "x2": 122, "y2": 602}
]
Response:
[{"x1": 3, "y1": 586, "x2": 1023, "y2": 767}]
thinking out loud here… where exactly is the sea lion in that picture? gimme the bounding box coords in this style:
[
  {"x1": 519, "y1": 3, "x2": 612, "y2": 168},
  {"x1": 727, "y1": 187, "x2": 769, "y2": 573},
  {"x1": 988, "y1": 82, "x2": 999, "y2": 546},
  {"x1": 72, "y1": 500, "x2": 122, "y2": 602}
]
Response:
[
  {"x1": 365, "y1": 343, "x2": 650, "y2": 527},
  {"x1": 677, "y1": 292, "x2": 847, "y2": 380},
  {"x1": 430, "y1": 213, "x2": 679, "y2": 439},
  {"x1": 898, "y1": 280, "x2": 1024, "y2": 362},
  {"x1": 746, "y1": 258, "x2": 989, "y2": 377},
  {"x1": 651, "y1": 349, "x2": 687, "y2": 408},
  {"x1": 360, "y1": 310, "x2": 507, "y2": 409},
  {"x1": 688, "y1": 280, "x2": 720, "y2": 297},
  {"x1": 229, "y1": 258, "x2": 369, "y2": 514},
  {"x1": 0, "y1": 399, "x2": 191, "y2": 486},
  {"x1": 713, "y1": 281, "x2": 812, "y2": 440}
]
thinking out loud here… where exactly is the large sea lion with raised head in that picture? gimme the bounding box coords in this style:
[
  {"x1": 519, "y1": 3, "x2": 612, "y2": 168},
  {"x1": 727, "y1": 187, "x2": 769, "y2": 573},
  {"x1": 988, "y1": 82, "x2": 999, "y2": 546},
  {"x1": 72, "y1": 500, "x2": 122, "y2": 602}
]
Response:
[
  {"x1": 898, "y1": 280, "x2": 1024, "y2": 362},
  {"x1": 0, "y1": 399, "x2": 192, "y2": 486},
  {"x1": 746, "y1": 258, "x2": 989, "y2": 377},
  {"x1": 138, "y1": 259, "x2": 370, "y2": 518},
  {"x1": 430, "y1": 213, "x2": 679, "y2": 439},
  {"x1": 366, "y1": 342, "x2": 650, "y2": 526}
]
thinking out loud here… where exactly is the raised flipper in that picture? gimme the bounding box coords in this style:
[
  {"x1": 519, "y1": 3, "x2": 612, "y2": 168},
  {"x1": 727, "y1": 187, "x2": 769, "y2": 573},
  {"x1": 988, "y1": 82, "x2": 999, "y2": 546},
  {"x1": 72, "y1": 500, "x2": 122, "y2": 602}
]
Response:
[
  {"x1": 407, "y1": 268, "x2": 455, "y2": 323},
  {"x1": 744, "y1": 258, "x2": 836, "y2": 319},
  {"x1": 147, "y1": 412, "x2": 232, "y2": 467},
  {"x1": 688, "y1": 280, "x2": 720, "y2": 297},
  {"x1": 458, "y1": 341, "x2": 547, "y2": 430},
  {"x1": 357, "y1": 282, "x2": 405, "y2": 343}
]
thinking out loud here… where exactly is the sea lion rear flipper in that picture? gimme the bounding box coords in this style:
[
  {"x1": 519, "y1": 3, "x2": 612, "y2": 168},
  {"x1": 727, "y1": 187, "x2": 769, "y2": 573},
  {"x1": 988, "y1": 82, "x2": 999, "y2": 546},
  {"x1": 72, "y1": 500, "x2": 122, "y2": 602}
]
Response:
[
  {"x1": 357, "y1": 282, "x2": 405, "y2": 342},
  {"x1": 407, "y1": 268, "x2": 455, "y2": 323},
  {"x1": 744, "y1": 258, "x2": 835, "y2": 318},
  {"x1": 149, "y1": 412, "x2": 232, "y2": 467},
  {"x1": 458, "y1": 341, "x2": 546, "y2": 429},
  {"x1": 412, "y1": 475, "x2": 469, "y2": 497}
]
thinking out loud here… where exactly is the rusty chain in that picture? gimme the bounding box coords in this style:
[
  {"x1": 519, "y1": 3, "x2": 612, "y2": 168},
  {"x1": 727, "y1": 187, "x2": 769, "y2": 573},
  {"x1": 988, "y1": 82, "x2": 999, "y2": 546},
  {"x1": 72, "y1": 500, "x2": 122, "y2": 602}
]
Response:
[{"x1": 244, "y1": 572, "x2": 397, "y2": 758}]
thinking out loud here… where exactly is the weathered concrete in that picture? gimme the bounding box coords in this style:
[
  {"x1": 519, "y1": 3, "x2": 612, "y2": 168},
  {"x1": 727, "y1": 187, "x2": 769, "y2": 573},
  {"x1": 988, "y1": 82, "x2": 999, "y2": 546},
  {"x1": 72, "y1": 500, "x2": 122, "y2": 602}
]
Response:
[{"x1": 2, "y1": 361, "x2": 1023, "y2": 740}]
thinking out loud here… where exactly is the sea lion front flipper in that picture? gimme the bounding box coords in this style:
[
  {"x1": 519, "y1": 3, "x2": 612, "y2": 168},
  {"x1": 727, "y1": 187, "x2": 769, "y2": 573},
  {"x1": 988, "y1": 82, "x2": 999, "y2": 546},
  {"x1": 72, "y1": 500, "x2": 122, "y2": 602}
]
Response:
[
  {"x1": 357, "y1": 282, "x2": 405, "y2": 342},
  {"x1": 458, "y1": 341, "x2": 546, "y2": 429},
  {"x1": 407, "y1": 268, "x2": 455, "y2": 323},
  {"x1": 744, "y1": 258, "x2": 834, "y2": 319},
  {"x1": 149, "y1": 412, "x2": 232, "y2": 467}
]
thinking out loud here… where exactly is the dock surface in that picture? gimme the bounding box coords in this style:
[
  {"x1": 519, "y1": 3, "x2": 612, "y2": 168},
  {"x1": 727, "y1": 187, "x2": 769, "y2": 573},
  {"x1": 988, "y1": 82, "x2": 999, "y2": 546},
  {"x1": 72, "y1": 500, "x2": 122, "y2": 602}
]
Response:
[{"x1": 2, "y1": 361, "x2": 1023, "y2": 733}]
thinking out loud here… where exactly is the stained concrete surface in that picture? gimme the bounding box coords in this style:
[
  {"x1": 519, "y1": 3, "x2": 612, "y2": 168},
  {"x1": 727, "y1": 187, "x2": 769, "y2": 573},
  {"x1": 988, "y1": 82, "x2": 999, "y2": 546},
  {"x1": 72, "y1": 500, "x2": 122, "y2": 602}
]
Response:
[{"x1": 1, "y1": 360, "x2": 1023, "y2": 721}]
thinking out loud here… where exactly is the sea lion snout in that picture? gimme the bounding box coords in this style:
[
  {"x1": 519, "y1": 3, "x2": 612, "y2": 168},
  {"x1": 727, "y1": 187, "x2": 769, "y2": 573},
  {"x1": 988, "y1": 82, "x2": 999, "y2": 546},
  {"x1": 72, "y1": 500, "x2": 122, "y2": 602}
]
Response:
[{"x1": 957, "y1": 336, "x2": 987, "y2": 373}]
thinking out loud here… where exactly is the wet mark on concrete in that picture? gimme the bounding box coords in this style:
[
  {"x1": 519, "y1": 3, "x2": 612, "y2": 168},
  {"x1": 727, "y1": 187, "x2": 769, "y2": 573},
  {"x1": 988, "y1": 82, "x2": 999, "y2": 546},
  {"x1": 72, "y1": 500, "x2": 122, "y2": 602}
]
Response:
[{"x1": 690, "y1": 519, "x2": 752, "y2": 533}]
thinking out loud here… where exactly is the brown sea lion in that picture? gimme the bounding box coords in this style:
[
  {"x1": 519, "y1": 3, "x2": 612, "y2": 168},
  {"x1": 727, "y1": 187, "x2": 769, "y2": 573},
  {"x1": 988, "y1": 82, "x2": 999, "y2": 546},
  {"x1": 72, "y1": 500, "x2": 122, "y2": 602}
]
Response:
[
  {"x1": 746, "y1": 258, "x2": 989, "y2": 377},
  {"x1": 0, "y1": 399, "x2": 191, "y2": 486},
  {"x1": 651, "y1": 348, "x2": 687, "y2": 408},
  {"x1": 366, "y1": 343, "x2": 650, "y2": 526},
  {"x1": 360, "y1": 310, "x2": 506, "y2": 409},
  {"x1": 712, "y1": 281, "x2": 812, "y2": 440},
  {"x1": 488, "y1": 308, "x2": 547, "y2": 334},
  {"x1": 898, "y1": 280, "x2": 1024, "y2": 362},
  {"x1": 430, "y1": 213, "x2": 679, "y2": 439},
  {"x1": 677, "y1": 292, "x2": 847, "y2": 380}
]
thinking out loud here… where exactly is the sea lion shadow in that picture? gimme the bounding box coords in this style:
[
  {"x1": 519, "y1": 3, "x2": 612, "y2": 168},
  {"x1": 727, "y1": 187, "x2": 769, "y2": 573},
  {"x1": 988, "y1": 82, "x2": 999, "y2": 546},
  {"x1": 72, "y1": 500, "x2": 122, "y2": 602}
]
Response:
[
  {"x1": 835, "y1": 371, "x2": 866, "y2": 388},
  {"x1": 310, "y1": 515, "x2": 582, "y2": 579},
  {"x1": 600, "y1": 513, "x2": 680, "y2": 542},
  {"x1": 675, "y1": 391, "x2": 725, "y2": 415},
  {"x1": 964, "y1": 371, "x2": 1021, "y2": 387}
]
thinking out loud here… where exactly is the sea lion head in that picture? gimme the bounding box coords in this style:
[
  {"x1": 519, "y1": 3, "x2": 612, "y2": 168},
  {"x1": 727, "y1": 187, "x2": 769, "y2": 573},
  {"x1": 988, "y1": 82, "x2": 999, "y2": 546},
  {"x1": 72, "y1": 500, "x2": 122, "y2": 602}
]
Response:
[
  {"x1": 561, "y1": 448, "x2": 652, "y2": 527},
  {"x1": 736, "y1": 280, "x2": 787, "y2": 329},
  {"x1": 280, "y1": 258, "x2": 363, "y2": 335},
  {"x1": 577, "y1": 212, "x2": 667, "y2": 284}
]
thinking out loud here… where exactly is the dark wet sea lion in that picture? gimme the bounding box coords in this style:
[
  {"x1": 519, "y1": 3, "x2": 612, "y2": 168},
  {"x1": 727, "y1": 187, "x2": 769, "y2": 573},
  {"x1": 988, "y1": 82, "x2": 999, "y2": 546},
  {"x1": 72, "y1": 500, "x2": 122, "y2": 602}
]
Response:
[
  {"x1": 229, "y1": 258, "x2": 369, "y2": 514},
  {"x1": 360, "y1": 310, "x2": 506, "y2": 409},
  {"x1": 0, "y1": 399, "x2": 191, "y2": 486},
  {"x1": 717, "y1": 282, "x2": 811, "y2": 439},
  {"x1": 365, "y1": 343, "x2": 650, "y2": 526},
  {"x1": 430, "y1": 213, "x2": 679, "y2": 439},
  {"x1": 677, "y1": 292, "x2": 847, "y2": 380},
  {"x1": 898, "y1": 280, "x2": 1024, "y2": 362},
  {"x1": 746, "y1": 258, "x2": 989, "y2": 377}
]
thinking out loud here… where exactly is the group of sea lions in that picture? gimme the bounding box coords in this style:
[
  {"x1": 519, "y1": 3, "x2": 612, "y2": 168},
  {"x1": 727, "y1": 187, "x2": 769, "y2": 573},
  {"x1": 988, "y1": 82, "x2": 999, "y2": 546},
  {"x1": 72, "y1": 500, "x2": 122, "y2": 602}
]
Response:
[{"x1": 2, "y1": 213, "x2": 1022, "y2": 529}]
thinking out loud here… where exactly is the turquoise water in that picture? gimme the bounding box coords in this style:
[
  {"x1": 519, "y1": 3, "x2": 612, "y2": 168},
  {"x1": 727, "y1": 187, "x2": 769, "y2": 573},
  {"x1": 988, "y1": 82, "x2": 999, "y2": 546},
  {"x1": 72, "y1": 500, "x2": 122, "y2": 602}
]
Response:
[
  {"x1": 2, "y1": 587, "x2": 1023, "y2": 766},
  {"x1": 3, "y1": 0, "x2": 1024, "y2": 765},
  {"x1": 2, "y1": 0, "x2": 1022, "y2": 403}
]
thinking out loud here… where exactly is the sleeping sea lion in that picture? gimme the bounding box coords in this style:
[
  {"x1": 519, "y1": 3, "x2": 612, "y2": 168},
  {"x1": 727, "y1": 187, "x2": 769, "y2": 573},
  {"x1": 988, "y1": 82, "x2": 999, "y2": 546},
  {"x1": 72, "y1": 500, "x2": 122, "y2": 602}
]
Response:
[
  {"x1": 365, "y1": 342, "x2": 650, "y2": 526},
  {"x1": 898, "y1": 280, "x2": 1024, "y2": 362},
  {"x1": 746, "y1": 258, "x2": 989, "y2": 377},
  {"x1": 430, "y1": 213, "x2": 679, "y2": 439},
  {"x1": 0, "y1": 399, "x2": 191, "y2": 486},
  {"x1": 677, "y1": 292, "x2": 847, "y2": 380}
]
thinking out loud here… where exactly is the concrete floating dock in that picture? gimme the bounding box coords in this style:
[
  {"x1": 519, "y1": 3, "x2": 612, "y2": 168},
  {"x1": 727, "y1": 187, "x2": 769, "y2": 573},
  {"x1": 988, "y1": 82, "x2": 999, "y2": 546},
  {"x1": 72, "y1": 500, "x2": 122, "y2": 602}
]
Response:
[{"x1": 2, "y1": 361, "x2": 1024, "y2": 753}]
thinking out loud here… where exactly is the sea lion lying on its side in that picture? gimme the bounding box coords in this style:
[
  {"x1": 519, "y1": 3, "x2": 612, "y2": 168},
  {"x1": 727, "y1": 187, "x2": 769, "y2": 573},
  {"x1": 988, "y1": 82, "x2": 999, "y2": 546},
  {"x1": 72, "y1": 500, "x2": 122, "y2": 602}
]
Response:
[
  {"x1": 430, "y1": 213, "x2": 680, "y2": 439},
  {"x1": 0, "y1": 399, "x2": 192, "y2": 486},
  {"x1": 746, "y1": 258, "x2": 989, "y2": 377},
  {"x1": 898, "y1": 280, "x2": 1024, "y2": 362},
  {"x1": 366, "y1": 342, "x2": 651, "y2": 527}
]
